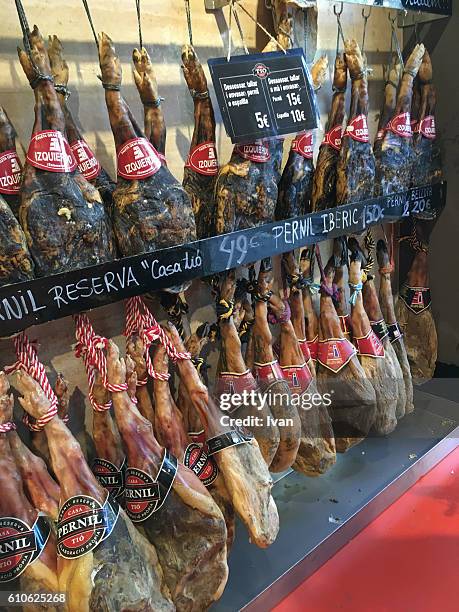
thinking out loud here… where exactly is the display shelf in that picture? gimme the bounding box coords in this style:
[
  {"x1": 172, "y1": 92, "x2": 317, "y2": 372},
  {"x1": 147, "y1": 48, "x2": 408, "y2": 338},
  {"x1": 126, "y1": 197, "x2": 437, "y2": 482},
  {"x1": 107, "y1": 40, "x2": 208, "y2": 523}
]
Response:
[
  {"x1": 0, "y1": 182, "x2": 446, "y2": 337},
  {"x1": 212, "y1": 387, "x2": 459, "y2": 611}
]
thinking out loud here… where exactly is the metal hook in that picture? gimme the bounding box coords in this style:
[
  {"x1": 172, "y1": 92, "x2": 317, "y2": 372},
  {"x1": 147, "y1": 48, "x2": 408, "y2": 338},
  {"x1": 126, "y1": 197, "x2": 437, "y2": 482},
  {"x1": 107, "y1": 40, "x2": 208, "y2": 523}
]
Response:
[{"x1": 334, "y1": 2, "x2": 343, "y2": 17}]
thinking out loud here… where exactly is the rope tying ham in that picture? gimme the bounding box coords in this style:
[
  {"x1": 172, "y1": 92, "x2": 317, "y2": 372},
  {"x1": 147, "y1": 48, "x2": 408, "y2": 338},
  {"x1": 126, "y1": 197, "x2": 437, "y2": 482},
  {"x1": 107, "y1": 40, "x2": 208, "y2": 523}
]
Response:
[
  {"x1": 0, "y1": 421, "x2": 17, "y2": 433},
  {"x1": 5, "y1": 333, "x2": 58, "y2": 431},
  {"x1": 74, "y1": 314, "x2": 127, "y2": 412},
  {"x1": 125, "y1": 296, "x2": 190, "y2": 386}
]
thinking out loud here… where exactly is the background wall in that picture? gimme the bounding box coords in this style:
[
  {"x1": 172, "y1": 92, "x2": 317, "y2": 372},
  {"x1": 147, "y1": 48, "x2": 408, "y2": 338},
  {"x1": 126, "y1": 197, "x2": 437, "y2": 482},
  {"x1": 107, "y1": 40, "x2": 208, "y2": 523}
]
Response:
[{"x1": 0, "y1": 0, "x2": 437, "y2": 443}]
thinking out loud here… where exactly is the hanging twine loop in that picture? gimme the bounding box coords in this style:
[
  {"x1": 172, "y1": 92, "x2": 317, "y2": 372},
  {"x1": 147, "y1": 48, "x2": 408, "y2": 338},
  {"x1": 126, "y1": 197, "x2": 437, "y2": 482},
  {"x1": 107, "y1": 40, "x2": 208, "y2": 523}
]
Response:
[
  {"x1": 74, "y1": 314, "x2": 127, "y2": 412},
  {"x1": 5, "y1": 333, "x2": 58, "y2": 431},
  {"x1": 125, "y1": 296, "x2": 191, "y2": 386}
]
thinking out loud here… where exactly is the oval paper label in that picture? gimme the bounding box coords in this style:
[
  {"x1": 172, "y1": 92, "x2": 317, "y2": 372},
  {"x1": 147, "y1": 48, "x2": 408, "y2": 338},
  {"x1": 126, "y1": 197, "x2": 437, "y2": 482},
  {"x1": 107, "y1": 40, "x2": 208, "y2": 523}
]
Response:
[
  {"x1": 27, "y1": 130, "x2": 77, "y2": 173},
  {"x1": 185, "y1": 141, "x2": 218, "y2": 176},
  {"x1": 70, "y1": 140, "x2": 101, "y2": 180},
  {"x1": 418, "y1": 115, "x2": 436, "y2": 140},
  {"x1": 117, "y1": 137, "x2": 161, "y2": 180},
  {"x1": 322, "y1": 124, "x2": 343, "y2": 151},
  {"x1": 291, "y1": 132, "x2": 313, "y2": 159},
  {"x1": 183, "y1": 443, "x2": 219, "y2": 487},
  {"x1": 388, "y1": 112, "x2": 412, "y2": 138},
  {"x1": 0, "y1": 150, "x2": 22, "y2": 194},
  {"x1": 0, "y1": 516, "x2": 50, "y2": 583},
  {"x1": 57, "y1": 495, "x2": 119, "y2": 559},
  {"x1": 234, "y1": 142, "x2": 270, "y2": 163},
  {"x1": 345, "y1": 114, "x2": 369, "y2": 143},
  {"x1": 92, "y1": 458, "x2": 126, "y2": 500}
]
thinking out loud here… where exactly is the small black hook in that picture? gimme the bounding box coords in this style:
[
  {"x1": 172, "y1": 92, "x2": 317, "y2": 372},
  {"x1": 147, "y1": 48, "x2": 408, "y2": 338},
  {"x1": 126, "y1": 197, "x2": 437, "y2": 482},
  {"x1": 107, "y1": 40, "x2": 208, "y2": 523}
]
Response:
[{"x1": 334, "y1": 2, "x2": 343, "y2": 17}]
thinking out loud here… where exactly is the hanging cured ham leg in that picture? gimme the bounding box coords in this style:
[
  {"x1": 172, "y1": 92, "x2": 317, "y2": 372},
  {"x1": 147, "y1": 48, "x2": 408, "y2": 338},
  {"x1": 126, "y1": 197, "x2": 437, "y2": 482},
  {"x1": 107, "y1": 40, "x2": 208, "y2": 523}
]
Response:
[
  {"x1": 332, "y1": 238, "x2": 352, "y2": 341},
  {"x1": 126, "y1": 336, "x2": 155, "y2": 425},
  {"x1": 252, "y1": 259, "x2": 301, "y2": 472},
  {"x1": 349, "y1": 238, "x2": 407, "y2": 420},
  {"x1": 373, "y1": 62, "x2": 401, "y2": 194},
  {"x1": 13, "y1": 369, "x2": 174, "y2": 612},
  {"x1": 348, "y1": 250, "x2": 398, "y2": 435},
  {"x1": 276, "y1": 56, "x2": 328, "y2": 219},
  {"x1": 47, "y1": 35, "x2": 116, "y2": 214},
  {"x1": 91, "y1": 372, "x2": 127, "y2": 503},
  {"x1": 152, "y1": 342, "x2": 236, "y2": 554},
  {"x1": 0, "y1": 106, "x2": 23, "y2": 218},
  {"x1": 106, "y1": 340, "x2": 228, "y2": 611},
  {"x1": 412, "y1": 49, "x2": 442, "y2": 198},
  {"x1": 18, "y1": 26, "x2": 114, "y2": 276},
  {"x1": 395, "y1": 223, "x2": 437, "y2": 382},
  {"x1": 269, "y1": 275, "x2": 336, "y2": 476},
  {"x1": 316, "y1": 257, "x2": 376, "y2": 451},
  {"x1": 165, "y1": 323, "x2": 279, "y2": 548},
  {"x1": 0, "y1": 194, "x2": 34, "y2": 286},
  {"x1": 336, "y1": 39, "x2": 375, "y2": 204},
  {"x1": 311, "y1": 53, "x2": 347, "y2": 211},
  {"x1": 99, "y1": 34, "x2": 196, "y2": 258},
  {"x1": 299, "y1": 248, "x2": 320, "y2": 367},
  {"x1": 182, "y1": 45, "x2": 218, "y2": 238},
  {"x1": 215, "y1": 270, "x2": 280, "y2": 466},
  {"x1": 375, "y1": 44, "x2": 425, "y2": 195},
  {"x1": 0, "y1": 372, "x2": 59, "y2": 601},
  {"x1": 377, "y1": 239, "x2": 414, "y2": 414}
]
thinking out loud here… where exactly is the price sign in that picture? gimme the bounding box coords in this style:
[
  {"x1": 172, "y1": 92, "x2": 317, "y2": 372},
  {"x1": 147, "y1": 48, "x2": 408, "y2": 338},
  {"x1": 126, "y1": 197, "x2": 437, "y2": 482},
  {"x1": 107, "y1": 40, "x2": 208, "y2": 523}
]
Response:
[{"x1": 208, "y1": 49, "x2": 319, "y2": 144}]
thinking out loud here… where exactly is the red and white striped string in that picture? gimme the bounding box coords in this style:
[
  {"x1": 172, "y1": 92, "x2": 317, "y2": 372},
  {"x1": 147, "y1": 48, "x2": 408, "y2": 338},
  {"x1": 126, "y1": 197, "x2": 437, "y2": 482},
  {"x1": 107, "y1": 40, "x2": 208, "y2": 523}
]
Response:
[
  {"x1": 74, "y1": 314, "x2": 128, "y2": 412},
  {"x1": 125, "y1": 296, "x2": 190, "y2": 385},
  {"x1": 0, "y1": 421, "x2": 17, "y2": 433},
  {"x1": 4, "y1": 333, "x2": 58, "y2": 431}
]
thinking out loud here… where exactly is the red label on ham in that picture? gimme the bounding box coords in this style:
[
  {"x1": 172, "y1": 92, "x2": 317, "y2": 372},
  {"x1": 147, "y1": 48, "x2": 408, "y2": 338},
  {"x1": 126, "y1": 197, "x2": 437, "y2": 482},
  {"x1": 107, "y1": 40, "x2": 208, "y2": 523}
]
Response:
[
  {"x1": 27, "y1": 130, "x2": 77, "y2": 173},
  {"x1": 307, "y1": 336, "x2": 319, "y2": 361},
  {"x1": 183, "y1": 443, "x2": 219, "y2": 487},
  {"x1": 339, "y1": 314, "x2": 352, "y2": 337},
  {"x1": 298, "y1": 339, "x2": 312, "y2": 362},
  {"x1": 253, "y1": 360, "x2": 284, "y2": 391},
  {"x1": 345, "y1": 115, "x2": 369, "y2": 143},
  {"x1": 185, "y1": 141, "x2": 218, "y2": 175},
  {"x1": 234, "y1": 142, "x2": 270, "y2": 163},
  {"x1": 215, "y1": 370, "x2": 258, "y2": 405},
  {"x1": 354, "y1": 330, "x2": 385, "y2": 358},
  {"x1": 70, "y1": 139, "x2": 101, "y2": 180},
  {"x1": 322, "y1": 124, "x2": 342, "y2": 151},
  {"x1": 418, "y1": 115, "x2": 436, "y2": 140},
  {"x1": 291, "y1": 132, "x2": 314, "y2": 159},
  {"x1": 318, "y1": 338, "x2": 356, "y2": 372},
  {"x1": 387, "y1": 112, "x2": 412, "y2": 138},
  {"x1": 0, "y1": 150, "x2": 22, "y2": 194},
  {"x1": 281, "y1": 364, "x2": 313, "y2": 395},
  {"x1": 117, "y1": 137, "x2": 161, "y2": 180}
]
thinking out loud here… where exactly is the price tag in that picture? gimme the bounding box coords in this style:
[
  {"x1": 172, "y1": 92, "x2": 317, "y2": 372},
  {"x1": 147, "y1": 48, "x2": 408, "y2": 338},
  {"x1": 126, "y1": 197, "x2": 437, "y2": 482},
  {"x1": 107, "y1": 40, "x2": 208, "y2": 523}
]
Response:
[{"x1": 208, "y1": 49, "x2": 319, "y2": 144}]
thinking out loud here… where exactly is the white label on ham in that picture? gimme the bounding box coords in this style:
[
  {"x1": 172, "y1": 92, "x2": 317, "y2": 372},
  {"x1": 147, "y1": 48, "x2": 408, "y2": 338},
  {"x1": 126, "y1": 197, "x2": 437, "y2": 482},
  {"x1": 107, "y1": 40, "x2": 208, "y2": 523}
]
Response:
[
  {"x1": 27, "y1": 130, "x2": 77, "y2": 173},
  {"x1": 185, "y1": 141, "x2": 219, "y2": 175},
  {"x1": 322, "y1": 124, "x2": 343, "y2": 151},
  {"x1": 291, "y1": 132, "x2": 314, "y2": 159},
  {"x1": 117, "y1": 137, "x2": 161, "y2": 180},
  {"x1": 345, "y1": 115, "x2": 369, "y2": 143},
  {"x1": 387, "y1": 112, "x2": 413, "y2": 138},
  {"x1": 418, "y1": 115, "x2": 436, "y2": 140},
  {"x1": 70, "y1": 139, "x2": 101, "y2": 181},
  {"x1": 0, "y1": 150, "x2": 22, "y2": 194},
  {"x1": 234, "y1": 142, "x2": 270, "y2": 163}
]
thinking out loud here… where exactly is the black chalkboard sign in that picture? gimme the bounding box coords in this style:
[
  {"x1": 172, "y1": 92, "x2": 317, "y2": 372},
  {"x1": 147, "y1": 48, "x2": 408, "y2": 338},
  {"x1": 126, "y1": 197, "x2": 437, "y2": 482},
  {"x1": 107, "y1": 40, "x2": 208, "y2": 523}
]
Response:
[
  {"x1": 208, "y1": 49, "x2": 319, "y2": 144},
  {"x1": 0, "y1": 183, "x2": 446, "y2": 337},
  {"x1": 401, "y1": 0, "x2": 451, "y2": 15}
]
